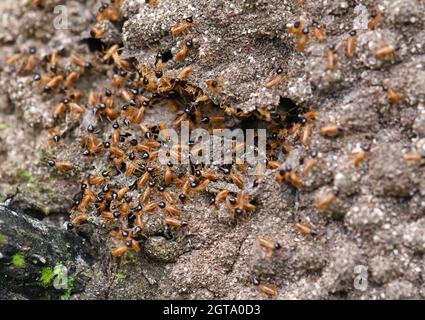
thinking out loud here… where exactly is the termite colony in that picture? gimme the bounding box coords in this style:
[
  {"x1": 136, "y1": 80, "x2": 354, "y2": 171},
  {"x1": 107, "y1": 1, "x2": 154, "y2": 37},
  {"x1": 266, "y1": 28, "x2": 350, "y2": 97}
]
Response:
[
  {"x1": 6, "y1": 0, "x2": 308, "y2": 269},
  {"x1": 7, "y1": 0, "x2": 419, "y2": 298}
]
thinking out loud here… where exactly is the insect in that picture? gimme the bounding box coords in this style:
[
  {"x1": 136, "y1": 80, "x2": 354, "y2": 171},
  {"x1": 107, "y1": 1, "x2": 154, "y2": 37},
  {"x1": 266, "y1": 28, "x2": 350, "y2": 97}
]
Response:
[
  {"x1": 387, "y1": 86, "x2": 401, "y2": 104},
  {"x1": 97, "y1": 3, "x2": 120, "y2": 23},
  {"x1": 375, "y1": 45, "x2": 396, "y2": 59},
  {"x1": 297, "y1": 27, "x2": 310, "y2": 52},
  {"x1": 44, "y1": 75, "x2": 64, "y2": 91},
  {"x1": 258, "y1": 237, "x2": 282, "y2": 253},
  {"x1": 352, "y1": 143, "x2": 371, "y2": 167},
  {"x1": 171, "y1": 17, "x2": 194, "y2": 36},
  {"x1": 294, "y1": 222, "x2": 318, "y2": 237},
  {"x1": 319, "y1": 124, "x2": 340, "y2": 136},
  {"x1": 368, "y1": 7, "x2": 381, "y2": 30},
  {"x1": 252, "y1": 277, "x2": 278, "y2": 296},
  {"x1": 265, "y1": 67, "x2": 285, "y2": 89},
  {"x1": 47, "y1": 159, "x2": 74, "y2": 171},
  {"x1": 403, "y1": 152, "x2": 425, "y2": 161},
  {"x1": 345, "y1": 30, "x2": 358, "y2": 58},
  {"x1": 164, "y1": 217, "x2": 188, "y2": 228},
  {"x1": 205, "y1": 79, "x2": 223, "y2": 93},
  {"x1": 49, "y1": 128, "x2": 61, "y2": 143},
  {"x1": 175, "y1": 39, "x2": 193, "y2": 62},
  {"x1": 70, "y1": 54, "x2": 92, "y2": 70},
  {"x1": 72, "y1": 214, "x2": 88, "y2": 225},
  {"x1": 325, "y1": 43, "x2": 337, "y2": 70},
  {"x1": 64, "y1": 71, "x2": 80, "y2": 88},
  {"x1": 312, "y1": 25, "x2": 326, "y2": 42},
  {"x1": 177, "y1": 66, "x2": 193, "y2": 80},
  {"x1": 314, "y1": 192, "x2": 336, "y2": 210},
  {"x1": 230, "y1": 172, "x2": 244, "y2": 189}
]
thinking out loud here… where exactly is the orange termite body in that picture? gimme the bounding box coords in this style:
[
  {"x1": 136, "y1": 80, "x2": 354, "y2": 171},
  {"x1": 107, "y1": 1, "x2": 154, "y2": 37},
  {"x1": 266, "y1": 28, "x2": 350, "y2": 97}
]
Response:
[
  {"x1": 319, "y1": 125, "x2": 340, "y2": 136},
  {"x1": 375, "y1": 46, "x2": 396, "y2": 59},
  {"x1": 111, "y1": 246, "x2": 128, "y2": 257},
  {"x1": 72, "y1": 214, "x2": 88, "y2": 225},
  {"x1": 315, "y1": 193, "x2": 336, "y2": 209},
  {"x1": 387, "y1": 87, "x2": 400, "y2": 104},
  {"x1": 345, "y1": 31, "x2": 358, "y2": 58}
]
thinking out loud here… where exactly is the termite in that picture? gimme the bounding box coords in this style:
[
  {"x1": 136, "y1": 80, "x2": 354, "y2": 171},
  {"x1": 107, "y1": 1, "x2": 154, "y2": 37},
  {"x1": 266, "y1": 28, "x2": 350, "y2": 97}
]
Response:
[
  {"x1": 72, "y1": 214, "x2": 88, "y2": 225},
  {"x1": 375, "y1": 45, "x2": 396, "y2": 59},
  {"x1": 215, "y1": 189, "x2": 230, "y2": 203},
  {"x1": 171, "y1": 17, "x2": 194, "y2": 36},
  {"x1": 368, "y1": 7, "x2": 381, "y2": 30},
  {"x1": 49, "y1": 128, "x2": 61, "y2": 143},
  {"x1": 325, "y1": 43, "x2": 337, "y2": 70},
  {"x1": 387, "y1": 87, "x2": 401, "y2": 104},
  {"x1": 70, "y1": 54, "x2": 92, "y2": 70},
  {"x1": 47, "y1": 159, "x2": 73, "y2": 171},
  {"x1": 314, "y1": 192, "x2": 336, "y2": 209},
  {"x1": 258, "y1": 237, "x2": 282, "y2": 253},
  {"x1": 302, "y1": 158, "x2": 318, "y2": 175},
  {"x1": 352, "y1": 143, "x2": 371, "y2": 167},
  {"x1": 301, "y1": 124, "x2": 313, "y2": 145},
  {"x1": 403, "y1": 152, "x2": 425, "y2": 161},
  {"x1": 111, "y1": 246, "x2": 128, "y2": 257},
  {"x1": 65, "y1": 71, "x2": 80, "y2": 88},
  {"x1": 297, "y1": 27, "x2": 309, "y2": 52},
  {"x1": 319, "y1": 124, "x2": 340, "y2": 137},
  {"x1": 175, "y1": 39, "x2": 193, "y2": 62},
  {"x1": 294, "y1": 223, "x2": 318, "y2": 237},
  {"x1": 265, "y1": 67, "x2": 285, "y2": 89},
  {"x1": 230, "y1": 172, "x2": 244, "y2": 189},
  {"x1": 345, "y1": 30, "x2": 358, "y2": 58},
  {"x1": 177, "y1": 66, "x2": 193, "y2": 80},
  {"x1": 312, "y1": 25, "x2": 326, "y2": 42},
  {"x1": 44, "y1": 75, "x2": 64, "y2": 91},
  {"x1": 164, "y1": 217, "x2": 188, "y2": 228}
]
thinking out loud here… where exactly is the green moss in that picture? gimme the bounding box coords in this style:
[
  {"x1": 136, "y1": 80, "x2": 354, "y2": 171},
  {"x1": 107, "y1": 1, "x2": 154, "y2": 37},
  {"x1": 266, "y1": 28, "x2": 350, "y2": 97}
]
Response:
[
  {"x1": 0, "y1": 233, "x2": 8, "y2": 245},
  {"x1": 17, "y1": 169, "x2": 35, "y2": 183},
  {"x1": 60, "y1": 276, "x2": 74, "y2": 300},
  {"x1": 12, "y1": 253, "x2": 26, "y2": 268},
  {"x1": 0, "y1": 123, "x2": 10, "y2": 130},
  {"x1": 39, "y1": 267, "x2": 56, "y2": 287}
]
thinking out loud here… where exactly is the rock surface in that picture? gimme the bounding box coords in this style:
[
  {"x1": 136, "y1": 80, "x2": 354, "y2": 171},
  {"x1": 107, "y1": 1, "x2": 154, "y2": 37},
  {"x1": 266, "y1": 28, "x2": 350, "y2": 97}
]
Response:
[{"x1": 0, "y1": 0, "x2": 424, "y2": 300}]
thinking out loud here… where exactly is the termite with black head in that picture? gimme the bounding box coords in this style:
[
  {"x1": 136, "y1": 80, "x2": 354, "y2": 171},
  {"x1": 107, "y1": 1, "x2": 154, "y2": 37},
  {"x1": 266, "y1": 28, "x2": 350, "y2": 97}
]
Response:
[
  {"x1": 97, "y1": 2, "x2": 120, "y2": 23},
  {"x1": 19, "y1": 47, "x2": 37, "y2": 75},
  {"x1": 386, "y1": 86, "x2": 401, "y2": 105},
  {"x1": 47, "y1": 159, "x2": 74, "y2": 171},
  {"x1": 49, "y1": 128, "x2": 61, "y2": 144},
  {"x1": 297, "y1": 27, "x2": 310, "y2": 52},
  {"x1": 352, "y1": 143, "x2": 371, "y2": 167},
  {"x1": 312, "y1": 24, "x2": 326, "y2": 42},
  {"x1": 252, "y1": 277, "x2": 278, "y2": 297},
  {"x1": 257, "y1": 237, "x2": 282, "y2": 255},
  {"x1": 325, "y1": 43, "x2": 337, "y2": 70},
  {"x1": 368, "y1": 7, "x2": 381, "y2": 30},
  {"x1": 111, "y1": 239, "x2": 141, "y2": 257},
  {"x1": 70, "y1": 54, "x2": 93, "y2": 71},
  {"x1": 175, "y1": 39, "x2": 193, "y2": 62},
  {"x1": 265, "y1": 67, "x2": 285, "y2": 89},
  {"x1": 345, "y1": 30, "x2": 358, "y2": 58},
  {"x1": 294, "y1": 222, "x2": 318, "y2": 238},
  {"x1": 164, "y1": 217, "x2": 188, "y2": 228},
  {"x1": 171, "y1": 16, "x2": 194, "y2": 36}
]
